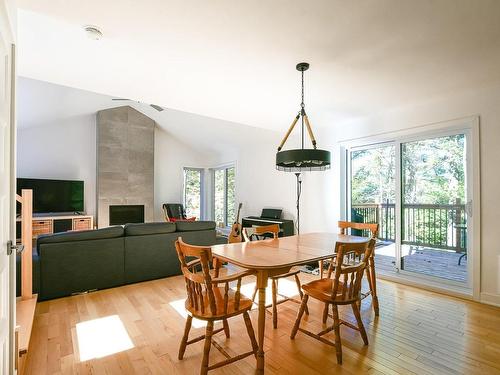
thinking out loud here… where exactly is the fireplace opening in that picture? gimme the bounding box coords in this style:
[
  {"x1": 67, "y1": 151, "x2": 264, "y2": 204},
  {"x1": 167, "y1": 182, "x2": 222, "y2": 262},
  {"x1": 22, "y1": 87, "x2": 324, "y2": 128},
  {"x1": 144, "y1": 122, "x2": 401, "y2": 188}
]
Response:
[{"x1": 109, "y1": 205, "x2": 145, "y2": 226}]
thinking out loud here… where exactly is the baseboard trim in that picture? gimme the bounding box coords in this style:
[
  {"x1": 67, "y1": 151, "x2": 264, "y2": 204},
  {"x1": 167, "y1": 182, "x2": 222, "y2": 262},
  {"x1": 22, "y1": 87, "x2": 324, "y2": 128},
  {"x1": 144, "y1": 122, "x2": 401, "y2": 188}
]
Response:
[{"x1": 480, "y1": 292, "x2": 500, "y2": 307}]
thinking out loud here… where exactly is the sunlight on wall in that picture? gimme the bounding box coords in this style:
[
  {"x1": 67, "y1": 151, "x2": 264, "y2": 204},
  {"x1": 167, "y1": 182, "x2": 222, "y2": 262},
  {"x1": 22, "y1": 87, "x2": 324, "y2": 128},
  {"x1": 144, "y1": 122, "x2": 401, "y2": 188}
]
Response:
[{"x1": 76, "y1": 315, "x2": 134, "y2": 361}]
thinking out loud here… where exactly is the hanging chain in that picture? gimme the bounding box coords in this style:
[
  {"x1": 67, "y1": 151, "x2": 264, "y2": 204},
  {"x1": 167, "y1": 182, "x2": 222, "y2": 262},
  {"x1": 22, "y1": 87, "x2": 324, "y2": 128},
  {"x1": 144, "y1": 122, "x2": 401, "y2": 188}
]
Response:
[
  {"x1": 301, "y1": 70, "x2": 305, "y2": 109},
  {"x1": 300, "y1": 69, "x2": 305, "y2": 149}
]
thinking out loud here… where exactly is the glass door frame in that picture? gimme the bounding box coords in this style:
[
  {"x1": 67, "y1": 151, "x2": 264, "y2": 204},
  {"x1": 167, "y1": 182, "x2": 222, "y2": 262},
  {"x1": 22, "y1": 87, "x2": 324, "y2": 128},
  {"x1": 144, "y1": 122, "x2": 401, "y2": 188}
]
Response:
[{"x1": 340, "y1": 117, "x2": 480, "y2": 299}]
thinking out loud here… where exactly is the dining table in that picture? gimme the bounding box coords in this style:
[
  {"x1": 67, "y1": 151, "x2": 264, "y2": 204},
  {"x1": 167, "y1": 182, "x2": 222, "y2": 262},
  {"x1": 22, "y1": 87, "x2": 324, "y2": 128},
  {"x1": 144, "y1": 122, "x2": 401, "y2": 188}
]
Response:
[{"x1": 211, "y1": 231, "x2": 371, "y2": 373}]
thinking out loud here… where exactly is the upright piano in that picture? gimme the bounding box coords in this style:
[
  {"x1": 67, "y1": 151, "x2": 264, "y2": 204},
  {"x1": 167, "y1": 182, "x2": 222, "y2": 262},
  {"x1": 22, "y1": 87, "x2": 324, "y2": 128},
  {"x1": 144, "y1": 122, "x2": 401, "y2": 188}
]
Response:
[{"x1": 241, "y1": 208, "x2": 294, "y2": 237}]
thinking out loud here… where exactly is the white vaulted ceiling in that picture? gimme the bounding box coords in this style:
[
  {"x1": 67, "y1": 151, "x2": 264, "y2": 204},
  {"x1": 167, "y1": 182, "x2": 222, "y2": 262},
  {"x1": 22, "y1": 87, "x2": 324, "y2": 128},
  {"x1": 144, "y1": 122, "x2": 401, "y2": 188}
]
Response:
[{"x1": 16, "y1": 0, "x2": 500, "y2": 131}]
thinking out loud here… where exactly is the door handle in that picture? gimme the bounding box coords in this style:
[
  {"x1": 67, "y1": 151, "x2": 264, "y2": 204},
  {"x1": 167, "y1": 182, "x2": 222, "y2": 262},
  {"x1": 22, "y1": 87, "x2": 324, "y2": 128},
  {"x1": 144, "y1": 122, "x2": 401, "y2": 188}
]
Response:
[{"x1": 7, "y1": 240, "x2": 24, "y2": 255}]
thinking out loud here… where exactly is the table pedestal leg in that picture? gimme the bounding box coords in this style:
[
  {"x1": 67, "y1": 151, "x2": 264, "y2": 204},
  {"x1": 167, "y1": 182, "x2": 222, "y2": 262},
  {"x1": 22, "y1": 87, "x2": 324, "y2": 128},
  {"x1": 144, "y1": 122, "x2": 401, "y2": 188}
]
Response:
[{"x1": 256, "y1": 271, "x2": 267, "y2": 373}]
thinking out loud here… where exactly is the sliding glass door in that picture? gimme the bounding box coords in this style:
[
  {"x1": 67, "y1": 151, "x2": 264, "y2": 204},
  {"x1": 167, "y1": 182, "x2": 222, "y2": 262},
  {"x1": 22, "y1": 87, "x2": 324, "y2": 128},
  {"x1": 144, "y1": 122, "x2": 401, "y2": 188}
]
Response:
[
  {"x1": 400, "y1": 134, "x2": 468, "y2": 283},
  {"x1": 347, "y1": 129, "x2": 471, "y2": 288}
]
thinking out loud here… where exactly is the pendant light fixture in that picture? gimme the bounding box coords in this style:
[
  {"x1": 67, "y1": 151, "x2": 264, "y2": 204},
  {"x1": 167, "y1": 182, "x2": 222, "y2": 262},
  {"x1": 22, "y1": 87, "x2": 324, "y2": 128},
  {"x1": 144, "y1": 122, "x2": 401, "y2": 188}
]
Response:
[
  {"x1": 276, "y1": 62, "x2": 331, "y2": 172},
  {"x1": 276, "y1": 63, "x2": 330, "y2": 234}
]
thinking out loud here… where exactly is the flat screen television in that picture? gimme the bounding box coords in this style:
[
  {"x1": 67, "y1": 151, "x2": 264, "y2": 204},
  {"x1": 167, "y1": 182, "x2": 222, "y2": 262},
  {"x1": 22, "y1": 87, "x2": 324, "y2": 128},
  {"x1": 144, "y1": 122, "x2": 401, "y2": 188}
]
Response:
[{"x1": 17, "y1": 178, "x2": 84, "y2": 214}]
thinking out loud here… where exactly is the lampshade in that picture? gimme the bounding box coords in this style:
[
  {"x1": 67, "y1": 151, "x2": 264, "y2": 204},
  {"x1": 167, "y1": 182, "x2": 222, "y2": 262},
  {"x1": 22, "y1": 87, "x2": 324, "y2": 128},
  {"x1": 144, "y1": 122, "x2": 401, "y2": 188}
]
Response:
[{"x1": 276, "y1": 149, "x2": 331, "y2": 171}]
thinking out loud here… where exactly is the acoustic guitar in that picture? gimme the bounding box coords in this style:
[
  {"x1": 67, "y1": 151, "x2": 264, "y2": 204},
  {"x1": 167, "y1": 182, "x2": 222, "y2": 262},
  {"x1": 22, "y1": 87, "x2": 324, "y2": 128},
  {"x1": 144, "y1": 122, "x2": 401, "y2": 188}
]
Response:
[{"x1": 228, "y1": 203, "x2": 243, "y2": 243}]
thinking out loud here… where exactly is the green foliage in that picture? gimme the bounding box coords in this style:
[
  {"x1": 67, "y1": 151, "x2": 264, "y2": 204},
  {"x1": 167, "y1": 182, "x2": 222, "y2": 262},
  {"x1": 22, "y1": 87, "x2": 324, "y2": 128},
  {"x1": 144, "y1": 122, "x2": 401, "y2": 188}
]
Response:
[
  {"x1": 351, "y1": 134, "x2": 465, "y2": 205},
  {"x1": 214, "y1": 167, "x2": 236, "y2": 226},
  {"x1": 402, "y1": 134, "x2": 465, "y2": 204},
  {"x1": 350, "y1": 134, "x2": 467, "y2": 250},
  {"x1": 214, "y1": 169, "x2": 225, "y2": 225},
  {"x1": 226, "y1": 167, "x2": 236, "y2": 224},
  {"x1": 351, "y1": 145, "x2": 395, "y2": 204},
  {"x1": 184, "y1": 169, "x2": 201, "y2": 219}
]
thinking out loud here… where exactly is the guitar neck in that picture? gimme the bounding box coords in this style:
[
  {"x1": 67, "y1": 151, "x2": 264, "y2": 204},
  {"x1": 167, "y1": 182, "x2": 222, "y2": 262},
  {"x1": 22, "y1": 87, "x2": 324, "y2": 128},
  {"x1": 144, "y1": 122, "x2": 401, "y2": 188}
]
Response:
[{"x1": 235, "y1": 204, "x2": 242, "y2": 223}]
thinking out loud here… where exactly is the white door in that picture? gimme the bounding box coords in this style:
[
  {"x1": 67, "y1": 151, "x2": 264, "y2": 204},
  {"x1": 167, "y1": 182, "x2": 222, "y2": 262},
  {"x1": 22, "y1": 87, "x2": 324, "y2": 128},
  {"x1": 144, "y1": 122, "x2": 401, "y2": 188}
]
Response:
[{"x1": 0, "y1": 6, "x2": 15, "y2": 374}]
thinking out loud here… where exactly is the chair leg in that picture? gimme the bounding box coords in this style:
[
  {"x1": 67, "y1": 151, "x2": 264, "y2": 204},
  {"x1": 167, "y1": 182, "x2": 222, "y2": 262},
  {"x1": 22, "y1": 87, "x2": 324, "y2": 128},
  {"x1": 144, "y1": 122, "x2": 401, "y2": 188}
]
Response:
[
  {"x1": 290, "y1": 294, "x2": 309, "y2": 339},
  {"x1": 223, "y1": 318, "x2": 230, "y2": 338},
  {"x1": 369, "y1": 257, "x2": 379, "y2": 316},
  {"x1": 294, "y1": 274, "x2": 309, "y2": 315},
  {"x1": 351, "y1": 302, "x2": 368, "y2": 345},
  {"x1": 272, "y1": 279, "x2": 278, "y2": 329},
  {"x1": 201, "y1": 321, "x2": 214, "y2": 375},
  {"x1": 252, "y1": 285, "x2": 258, "y2": 302},
  {"x1": 322, "y1": 303, "x2": 329, "y2": 324},
  {"x1": 178, "y1": 315, "x2": 193, "y2": 360},
  {"x1": 243, "y1": 311, "x2": 259, "y2": 357},
  {"x1": 332, "y1": 305, "x2": 342, "y2": 364}
]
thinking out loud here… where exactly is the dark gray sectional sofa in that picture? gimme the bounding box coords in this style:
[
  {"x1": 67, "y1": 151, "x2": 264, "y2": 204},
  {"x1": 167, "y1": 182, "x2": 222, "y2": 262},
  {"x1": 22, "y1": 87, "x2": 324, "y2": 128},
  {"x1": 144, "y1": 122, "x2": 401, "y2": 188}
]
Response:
[{"x1": 17, "y1": 221, "x2": 225, "y2": 301}]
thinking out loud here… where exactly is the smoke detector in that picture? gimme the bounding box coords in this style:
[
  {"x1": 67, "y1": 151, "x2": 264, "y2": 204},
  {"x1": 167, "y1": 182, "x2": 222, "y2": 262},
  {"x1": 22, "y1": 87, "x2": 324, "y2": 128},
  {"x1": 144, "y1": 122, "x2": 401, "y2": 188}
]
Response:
[{"x1": 83, "y1": 25, "x2": 103, "y2": 40}]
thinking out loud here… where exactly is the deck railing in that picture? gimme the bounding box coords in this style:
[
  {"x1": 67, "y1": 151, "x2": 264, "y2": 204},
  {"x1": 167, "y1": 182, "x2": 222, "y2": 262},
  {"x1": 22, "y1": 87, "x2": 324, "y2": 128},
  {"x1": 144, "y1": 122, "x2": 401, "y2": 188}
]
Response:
[{"x1": 351, "y1": 200, "x2": 466, "y2": 252}]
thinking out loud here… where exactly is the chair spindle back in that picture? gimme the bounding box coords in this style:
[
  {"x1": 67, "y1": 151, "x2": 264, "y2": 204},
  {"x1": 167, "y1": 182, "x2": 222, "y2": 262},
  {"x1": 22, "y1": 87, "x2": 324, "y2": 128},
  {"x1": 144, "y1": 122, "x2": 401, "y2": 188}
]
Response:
[
  {"x1": 330, "y1": 239, "x2": 375, "y2": 303},
  {"x1": 338, "y1": 221, "x2": 379, "y2": 239},
  {"x1": 175, "y1": 238, "x2": 244, "y2": 316},
  {"x1": 243, "y1": 224, "x2": 279, "y2": 242}
]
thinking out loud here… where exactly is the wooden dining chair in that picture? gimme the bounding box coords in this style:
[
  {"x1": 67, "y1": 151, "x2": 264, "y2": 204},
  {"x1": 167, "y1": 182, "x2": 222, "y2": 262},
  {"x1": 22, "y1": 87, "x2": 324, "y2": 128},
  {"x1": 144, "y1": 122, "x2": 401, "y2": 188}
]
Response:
[
  {"x1": 244, "y1": 224, "x2": 308, "y2": 329},
  {"x1": 291, "y1": 239, "x2": 375, "y2": 364},
  {"x1": 175, "y1": 238, "x2": 259, "y2": 375},
  {"x1": 319, "y1": 221, "x2": 380, "y2": 316}
]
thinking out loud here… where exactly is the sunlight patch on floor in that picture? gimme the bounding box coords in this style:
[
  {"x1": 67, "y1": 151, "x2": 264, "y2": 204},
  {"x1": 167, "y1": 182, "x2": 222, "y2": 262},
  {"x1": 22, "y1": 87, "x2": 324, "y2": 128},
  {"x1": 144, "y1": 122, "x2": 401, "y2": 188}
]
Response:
[
  {"x1": 169, "y1": 299, "x2": 207, "y2": 328},
  {"x1": 76, "y1": 315, "x2": 134, "y2": 361},
  {"x1": 238, "y1": 279, "x2": 300, "y2": 307}
]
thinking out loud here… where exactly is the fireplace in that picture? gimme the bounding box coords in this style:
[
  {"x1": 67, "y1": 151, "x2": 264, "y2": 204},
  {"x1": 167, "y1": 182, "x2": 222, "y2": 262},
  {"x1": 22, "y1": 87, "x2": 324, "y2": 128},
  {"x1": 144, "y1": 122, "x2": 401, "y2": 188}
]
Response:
[{"x1": 109, "y1": 205, "x2": 145, "y2": 226}]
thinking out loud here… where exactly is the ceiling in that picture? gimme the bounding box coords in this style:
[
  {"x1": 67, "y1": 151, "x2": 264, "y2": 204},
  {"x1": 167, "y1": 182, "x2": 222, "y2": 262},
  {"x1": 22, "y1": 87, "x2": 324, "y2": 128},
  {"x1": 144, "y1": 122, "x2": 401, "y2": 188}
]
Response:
[
  {"x1": 16, "y1": 0, "x2": 500, "y2": 131},
  {"x1": 18, "y1": 77, "x2": 284, "y2": 157}
]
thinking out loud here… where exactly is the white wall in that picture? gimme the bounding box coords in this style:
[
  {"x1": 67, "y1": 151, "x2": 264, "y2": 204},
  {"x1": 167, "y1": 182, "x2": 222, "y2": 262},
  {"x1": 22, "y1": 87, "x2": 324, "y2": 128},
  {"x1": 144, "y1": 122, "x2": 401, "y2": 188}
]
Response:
[
  {"x1": 301, "y1": 83, "x2": 500, "y2": 306},
  {"x1": 134, "y1": 103, "x2": 299, "y2": 224},
  {"x1": 154, "y1": 127, "x2": 218, "y2": 221},
  {"x1": 210, "y1": 128, "x2": 298, "y2": 224},
  {"x1": 17, "y1": 117, "x2": 97, "y2": 216}
]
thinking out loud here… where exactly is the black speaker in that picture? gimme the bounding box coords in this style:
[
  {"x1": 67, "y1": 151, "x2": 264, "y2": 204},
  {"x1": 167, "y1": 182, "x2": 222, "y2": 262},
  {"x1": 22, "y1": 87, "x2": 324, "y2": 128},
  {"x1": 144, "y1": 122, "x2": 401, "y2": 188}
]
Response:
[{"x1": 53, "y1": 219, "x2": 73, "y2": 233}]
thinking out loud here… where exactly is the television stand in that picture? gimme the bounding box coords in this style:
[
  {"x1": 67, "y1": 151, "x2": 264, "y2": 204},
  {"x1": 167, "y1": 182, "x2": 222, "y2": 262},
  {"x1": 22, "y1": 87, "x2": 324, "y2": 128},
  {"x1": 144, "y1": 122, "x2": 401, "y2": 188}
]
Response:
[{"x1": 16, "y1": 214, "x2": 94, "y2": 239}]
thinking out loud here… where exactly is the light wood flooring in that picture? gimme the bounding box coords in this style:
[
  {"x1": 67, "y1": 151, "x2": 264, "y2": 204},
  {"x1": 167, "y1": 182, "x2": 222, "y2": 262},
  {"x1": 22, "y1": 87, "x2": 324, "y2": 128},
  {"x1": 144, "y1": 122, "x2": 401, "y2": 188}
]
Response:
[{"x1": 24, "y1": 271, "x2": 500, "y2": 374}]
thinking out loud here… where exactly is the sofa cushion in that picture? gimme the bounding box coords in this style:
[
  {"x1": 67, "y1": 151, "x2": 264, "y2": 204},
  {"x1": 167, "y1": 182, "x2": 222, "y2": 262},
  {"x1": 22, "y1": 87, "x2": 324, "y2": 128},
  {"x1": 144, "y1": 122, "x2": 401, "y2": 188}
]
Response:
[
  {"x1": 175, "y1": 221, "x2": 216, "y2": 232},
  {"x1": 124, "y1": 222, "x2": 176, "y2": 236},
  {"x1": 37, "y1": 226, "x2": 124, "y2": 247}
]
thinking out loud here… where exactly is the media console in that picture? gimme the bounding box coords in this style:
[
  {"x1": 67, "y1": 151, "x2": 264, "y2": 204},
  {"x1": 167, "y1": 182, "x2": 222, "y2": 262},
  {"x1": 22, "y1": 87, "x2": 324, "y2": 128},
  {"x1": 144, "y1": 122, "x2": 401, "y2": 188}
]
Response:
[{"x1": 16, "y1": 214, "x2": 94, "y2": 239}]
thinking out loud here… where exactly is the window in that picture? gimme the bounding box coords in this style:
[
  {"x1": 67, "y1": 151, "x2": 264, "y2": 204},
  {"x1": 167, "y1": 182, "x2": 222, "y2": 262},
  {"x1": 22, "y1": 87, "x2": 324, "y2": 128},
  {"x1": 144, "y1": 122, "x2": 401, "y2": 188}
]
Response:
[
  {"x1": 183, "y1": 168, "x2": 204, "y2": 219},
  {"x1": 212, "y1": 165, "x2": 236, "y2": 227}
]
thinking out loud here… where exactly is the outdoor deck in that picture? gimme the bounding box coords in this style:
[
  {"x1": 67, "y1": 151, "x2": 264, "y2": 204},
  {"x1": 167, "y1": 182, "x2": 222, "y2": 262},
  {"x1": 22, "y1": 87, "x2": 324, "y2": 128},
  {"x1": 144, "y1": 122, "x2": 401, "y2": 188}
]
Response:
[{"x1": 375, "y1": 243, "x2": 467, "y2": 283}]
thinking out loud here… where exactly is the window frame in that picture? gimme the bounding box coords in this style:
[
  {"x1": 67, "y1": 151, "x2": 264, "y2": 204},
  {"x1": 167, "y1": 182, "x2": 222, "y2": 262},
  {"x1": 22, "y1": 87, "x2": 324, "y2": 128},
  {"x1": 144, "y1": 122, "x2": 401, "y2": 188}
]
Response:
[
  {"x1": 182, "y1": 167, "x2": 205, "y2": 220},
  {"x1": 211, "y1": 163, "x2": 236, "y2": 227}
]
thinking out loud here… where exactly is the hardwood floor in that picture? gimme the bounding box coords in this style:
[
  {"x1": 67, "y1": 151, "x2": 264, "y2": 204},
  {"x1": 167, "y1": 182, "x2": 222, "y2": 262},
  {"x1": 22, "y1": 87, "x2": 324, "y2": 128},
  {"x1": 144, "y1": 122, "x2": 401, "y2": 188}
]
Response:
[{"x1": 24, "y1": 271, "x2": 500, "y2": 375}]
